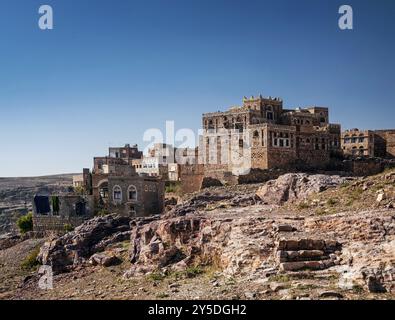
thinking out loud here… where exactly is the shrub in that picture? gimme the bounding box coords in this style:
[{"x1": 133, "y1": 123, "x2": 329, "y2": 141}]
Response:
[
  {"x1": 352, "y1": 284, "x2": 365, "y2": 294},
  {"x1": 165, "y1": 182, "x2": 181, "y2": 194},
  {"x1": 64, "y1": 223, "x2": 74, "y2": 232},
  {"x1": 185, "y1": 265, "x2": 203, "y2": 278},
  {"x1": 95, "y1": 209, "x2": 110, "y2": 217},
  {"x1": 17, "y1": 212, "x2": 33, "y2": 234},
  {"x1": 315, "y1": 208, "x2": 327, "y2": 216},
  {"x1": 51, "y1": 196, "x2": 60, "y2": 214},
  {"x1": 147, "y1": 271, "x2": 165, "y2": 282},
  {"x1": 21, "y1": 247, "x2": 40, "y2": 270},
  {"x1": 326, "y1": 198, "x2": 338, "y2": 207},
  {"x1": 297, "y1": 202, "x2": 310, "y2": 210},
  {"x1": 74, "y1": 185, "x2": 85, "y2": 195}
]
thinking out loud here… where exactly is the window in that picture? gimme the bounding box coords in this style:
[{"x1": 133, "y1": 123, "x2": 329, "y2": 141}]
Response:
[
  {"x1": 113, "y1": 186, "x2": 122, "y2": 201},
  {"x1": 75, "y1": 201, "x2": 86, "y2": 216},
  {"x1": 99, "y1": 182, "x2": 109, "y2": 199},
  {"x1": 261, "y1": 130, "x2": 265, "y2": 146},
  {"x1": 358, "y1": 138, "x2": 364, "y2": 143},
  {"x1": 267, "y1": 112, "x2": 273, "y2": 120},
  {"x1": 128, "y1": 185, "x2": 137, "y2": 201}
]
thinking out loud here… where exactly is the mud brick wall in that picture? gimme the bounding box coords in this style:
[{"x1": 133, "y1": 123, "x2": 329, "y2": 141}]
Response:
[
  {"x1": 33, "y1": 215, "x2": 87, "y2": 232},
  {"x1": 179, "y1": 164, "x2": 205, "y2": 194},
  {"x1": 343, "y1": 159, "x2": 384, "y2": 176}
]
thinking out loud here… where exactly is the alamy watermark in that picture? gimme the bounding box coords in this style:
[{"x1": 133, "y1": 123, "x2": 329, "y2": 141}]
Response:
[
  {"x1": 38, "y1": 265, "x2": 53, "y2": 290},
  {"x1": 338, "y1": 5, "x2": 353, "y2": 30},
  {"x1": 142, "y1": 121, "x2": 253, "y2": 175},
  {"x1": 37, "y1": 4, "x2": 353, "y2": 31},
  {"x1": 38, "y1": 5, "x2": 53, "y2": 30}
]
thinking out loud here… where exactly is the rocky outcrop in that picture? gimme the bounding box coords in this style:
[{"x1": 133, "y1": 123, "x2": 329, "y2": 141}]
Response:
[
  {"x1": 89, "y1": 252, "x2": 122, "y2": 267},
  {"x1": 37, "y1": 214, "x2": 136, "y2": 273},
  {"x1": 305, "y1": 211, "x2": 395, "y2": 293},
  {"x1": 165, "y1": 190, "x2": 262, "y2": 217},
  {"x1": 0, "y1": 232, "x2": 22, "y2": 250},
  {"x1": 124, "y1": 213, "x2": 277, "y2": 278},
  {"x1": 256, "y1": 173, "x2": 351, "y2": 205}
]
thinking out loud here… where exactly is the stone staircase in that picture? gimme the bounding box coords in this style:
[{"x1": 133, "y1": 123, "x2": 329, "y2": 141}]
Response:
[{"x1": 273, "y1": 224, "x2": 342, "y2": 272}]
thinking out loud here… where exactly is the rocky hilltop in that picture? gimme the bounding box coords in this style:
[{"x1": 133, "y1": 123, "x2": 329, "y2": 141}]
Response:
[{"x1": 1, "y1": 169, "x2": 395, "y2": 300}]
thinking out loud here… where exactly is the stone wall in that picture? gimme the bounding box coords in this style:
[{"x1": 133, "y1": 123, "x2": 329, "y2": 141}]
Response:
[
  {"x1": 179, "y1": 164, "x2": 205, "y2": 194},
  {"x1": 32, "y1": 215, "x2": 88, "y2": 233},
  {"x1": 342, "y1": 159, "x2": 384, "y2": 176},
  {"x1": 374, "y1": 130, "x2": 395, "y2": 159}
]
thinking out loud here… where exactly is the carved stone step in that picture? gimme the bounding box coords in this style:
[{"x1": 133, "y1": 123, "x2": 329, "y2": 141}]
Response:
[
  {"x1": 279, "y1": 259, "x2": 335, "y2": 272},
  {"x1": 277, "y1": 239, "x2": 341, "y2": 252},
  {"x1": 277, "y1": 250, "x2": 329, "y2": 263}
]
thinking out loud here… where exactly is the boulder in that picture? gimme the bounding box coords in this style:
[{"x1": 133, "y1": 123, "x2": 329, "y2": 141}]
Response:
[
  {"x1": 37, "y1": 214, "x2": 136, "y2": 273},
  {"x1": 89, "y1": 252, "x2": 121, "y2": 267},
  {"x1": 256, "y1": 173, "x2": 351, "y2": 205}
]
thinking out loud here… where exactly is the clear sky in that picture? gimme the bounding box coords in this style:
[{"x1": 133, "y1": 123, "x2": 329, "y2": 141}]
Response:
[{"x1": 0, "y1": 0, "x2": 394, "y2": 177}]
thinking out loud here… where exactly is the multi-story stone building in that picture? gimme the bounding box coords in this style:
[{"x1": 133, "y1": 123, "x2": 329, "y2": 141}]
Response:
[
  {"x1": 134, "y1": 143, "x2": 173, "y2": 178},
  {"x1": 91, "y1": 164, "x2": 164, "y2": 217},
  {"x1": 341, "y1": 128, "x2": 395, "y2": 158},
  {"x1": 81, "y1": 145, "x2": 165, "y2": 217},
  {"x1": 201, "y1": 95, "x2": 341, "y2": 178},
  {"x1": 93, "y1": 144, "x2": 142, "y2": 173},
  {"x1": 134, "y1": 144, "x2": 199, "y2": 181},
  {"x1": 341, "y1": 129, "x2": 375, "y2": 157}
]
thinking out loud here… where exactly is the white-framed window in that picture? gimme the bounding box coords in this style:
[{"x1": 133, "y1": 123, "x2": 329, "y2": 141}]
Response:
[
  {"x1": 113, "y1": 185, "x2": 122, "y2": 201},
  {"x1": 128, "y1": 185, "x2": 137, "y2": 201}
]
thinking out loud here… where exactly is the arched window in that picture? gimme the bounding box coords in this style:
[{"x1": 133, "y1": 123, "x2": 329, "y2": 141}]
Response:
[
  {"x1": 128, "y1": 185, "x2": 137, "y2": 201},
  {"x1": 253, "y1": 130, "x2": 259, "y2": 138},
  {"x1": 98, "y1": 180, "x2": 109, "y2": 199},
  {"x1": 113, "y1": 185, "x2": 122, "y2": 202}
]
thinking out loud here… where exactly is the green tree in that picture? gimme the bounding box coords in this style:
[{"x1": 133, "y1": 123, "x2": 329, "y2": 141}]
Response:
[{"x1": 17, "y1": 212, "x2": 33, "y2": 234}]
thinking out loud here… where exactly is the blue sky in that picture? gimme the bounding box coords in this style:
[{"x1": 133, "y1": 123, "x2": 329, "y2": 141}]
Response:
[{"x1": 0, "y1": 0, "x2": 394, "y2": 177}]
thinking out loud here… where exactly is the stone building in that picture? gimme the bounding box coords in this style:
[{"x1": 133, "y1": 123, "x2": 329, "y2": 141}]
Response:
[
  {"x1": 341, "y1": 129, "x2": 395, "y2": 159},
  {"x1": 134, "y1": 143, "x2": 173, "y2": 179},
  {"x1": 89, "y1": 145, "x2": 164, "y2": 217},
  {"x1": 93, "y1": 144, "x2": 143, "y2": 173},
  {"x1": 201, "y1": 95, "x2": 341, "y2": 180},
  {"x1": 32, "y1": 191, "x2": 94, "y2": 232},
  {"x1": 134, "y1": 144, "x2": 199, "y2": 182},
  {"x1": 72, "y1": 168, "x2": 92, "y2": 191},
  {"x1": 341, "y1": 129, "x2": 375, "y2": 157},
  {"x1": 91, "y1": 164, "x2": 164, "y2": 217}
]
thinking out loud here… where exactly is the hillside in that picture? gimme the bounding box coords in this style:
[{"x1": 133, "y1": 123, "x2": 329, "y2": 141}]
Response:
[{"x1": 0, "y1": 169, "x2": 394, "y2": 300}]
